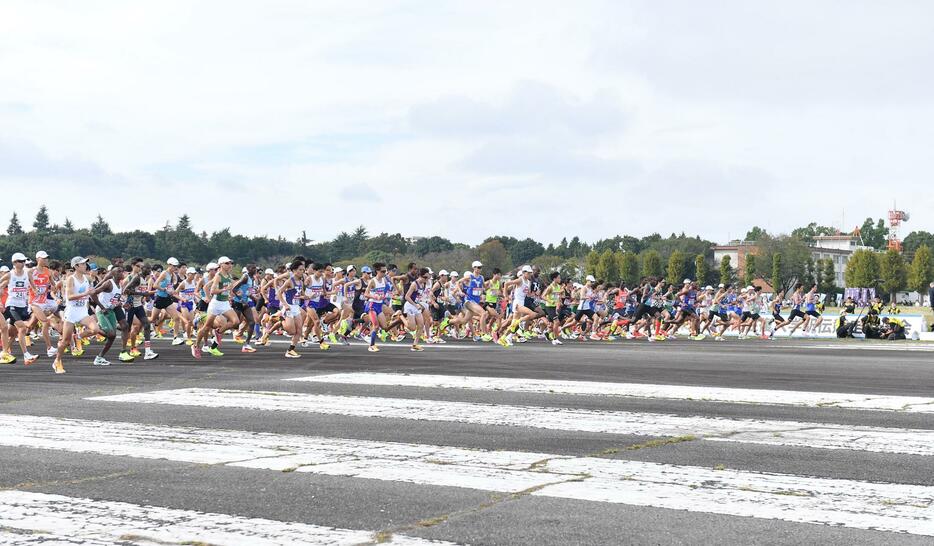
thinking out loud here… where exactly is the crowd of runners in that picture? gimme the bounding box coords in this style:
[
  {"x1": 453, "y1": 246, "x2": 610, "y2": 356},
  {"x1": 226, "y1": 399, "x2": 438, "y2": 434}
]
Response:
[{"x1": 0, "y1": 251, "x2": 842, "y2": 374}]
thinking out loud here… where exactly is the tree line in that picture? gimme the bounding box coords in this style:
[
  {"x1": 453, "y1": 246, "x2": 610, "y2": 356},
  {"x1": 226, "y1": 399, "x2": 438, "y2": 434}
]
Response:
[{"x1": 2, "y1": 207, "x2": 932, "y2": 299}]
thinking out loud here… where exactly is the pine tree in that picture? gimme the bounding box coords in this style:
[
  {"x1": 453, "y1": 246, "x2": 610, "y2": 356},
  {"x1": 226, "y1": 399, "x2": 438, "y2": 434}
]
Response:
[
  {"x1": 91, "y1": 214, "x2": 112, "y2": 237},
  {"x1": 744, "y1": 254, "x2": 757, "y2": 286},
  {"x1": 820, "y1": 258, "x2": 836, "y2": 293},
  {"x1": 584, "y1": 250, "x2": 600, "y2": 277},
  {"x1": 694, "y1": 254, "x2": 708, "y2": 286},
  {"x1": 641, "y1": 250, "x2": 663, "y2": 279},
  {"x1": 33, "y1": 205, "x2": 50, "y2": 232},
  {"x1": 177, "y1": 214, "x2": 193, "y2": 232},
  {"x1": 597, "y1": 249, "x2": 620, "y2": 284},
  {"x1": 719, "y1": 255, "x2": 733, "y2": 286},
  {"x1": 7, "y1": 213, "x2": 23, "y2": 236},
  {"x1": 666, "y1": 251, "x2": 686, "y2": 286},
  {"x1": 61, "y1": 218, "x2": 75, "y2": 234},
  {"x1": 618, "y1": 252, "x2": 640, "y2": 287},
  {"x1": 771, "y1": 253, "x2": 783, "y2": 293}
]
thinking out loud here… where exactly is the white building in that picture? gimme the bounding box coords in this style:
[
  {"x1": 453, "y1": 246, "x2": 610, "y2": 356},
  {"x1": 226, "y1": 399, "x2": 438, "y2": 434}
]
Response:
[{"x1": 811, "y1": 235, "x2": 874, "y2": 288}]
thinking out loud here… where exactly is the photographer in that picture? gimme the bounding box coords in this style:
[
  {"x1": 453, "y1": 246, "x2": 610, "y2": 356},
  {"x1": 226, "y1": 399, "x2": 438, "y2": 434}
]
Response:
[
  {"x1": 835, "y1": 313, "x2": 856, "y2": 338},
  {"x1": 861, "y1": 307, "x2": 883, "y2": 339},
  {"x1": 881, "y1": 317, "x2": 907, "y2": 341}
]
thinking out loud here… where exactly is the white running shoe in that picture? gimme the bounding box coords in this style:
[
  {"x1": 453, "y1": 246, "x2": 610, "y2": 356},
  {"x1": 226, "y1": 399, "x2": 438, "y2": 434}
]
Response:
[
  {"x1": 93, "y1": 356, "x2": 111, "y2": 366},
  {"x1": 144, "y1": 348, "x2": 159, "y2": 360},
  {"x1": 46, "y1": 347, "x2": 57, "y2": 357},
  {"x1": 552, "y1": 338, "x2": 563, "y2": 346},
  {"x1": 171, "y1": 337, "x2": 185, "y2": 346}
]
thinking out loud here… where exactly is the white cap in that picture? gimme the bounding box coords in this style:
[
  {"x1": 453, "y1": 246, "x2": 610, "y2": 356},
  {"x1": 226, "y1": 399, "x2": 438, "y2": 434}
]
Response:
[
  {"x1": 218, "y1": 256, "x2": 233, "y2": 264},
  {"x1": 439, "y1": 269, "x2": 449, "y2": 276},
  {"x1": 333, "y1": 266, "x2": 343, "y2": 273},
  {"x1": 471, "y1": 260, "x2": 483, "y2": 268},
  {"x1": 427, "y1": 268, "x2": 433, "y2": 274},
  {"x1": 573, "y1": 282, "x2": 582, "y2": 288},
  {"x1": 264, "y1": 268, "x2": 274, "y2": 275},
  {"x1": 463, "y1": 271, "x2": 471, "y2": 278},
  {"x1": 0, "y1": 266, "x2": 8, "y2": 272},
  {"x1": 586, "y1": 274, "x2": 596, "y2": 282},
  {"x1": 241, "y1": 267, "x2": 249, "y2": 273},
  {"x1": 206, "y1": 262, "x2": 218, "y2": 271},
  {"x1": 11, "y1": 252, "x2": 27, "y2": 262},
  {"x1": 346, "y1": 265, "x2": 355, "y2": 271},
  {"x1": 167, "y1": 257, "x2": 180, "y2": 266},
  {"x1": 35, "y1": 250, "x2": 49, "y2": 259},
  {"x1": 450, "y1": 271, "x2": 458, "y2": 277},
  {"x1": 683, "y1": 278, "x2": 691, "y2": 284},
  {"x1": 747, "y1": 285, "x2": 754, "y2": 291},
  {"x1": 718, "y1": 283, "x2": 725, "y2": 288},
  {"x1": 70, "y1": 256, "x2": 88, "y2": 267},
  {"x1": 521, "y1": 265, "x2": 533, "y2": 273},
  {"x1": 705, "y1": 285, "x2": 713, "y2": 290}
]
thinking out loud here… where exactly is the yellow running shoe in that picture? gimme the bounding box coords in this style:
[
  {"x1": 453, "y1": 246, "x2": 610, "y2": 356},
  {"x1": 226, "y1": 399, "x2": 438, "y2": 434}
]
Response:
[
  {"x1": 72, "y1": 346, "x2": 84, "y2": 357},
  {"x1": 0, "y1": 352, "x2": 16, "y2": 365},
  {"x1": 368, "y1": 345, "x2": 380, "y2": 352}
]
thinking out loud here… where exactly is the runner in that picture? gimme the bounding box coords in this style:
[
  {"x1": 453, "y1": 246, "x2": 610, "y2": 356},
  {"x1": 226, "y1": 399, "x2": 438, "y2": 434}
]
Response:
[
  {"x1": 51, "y1": 257, "x2": 107, "y2": 374},
  {"x1": 363, "y1": 262, "x2": 392, "y2": 352},
  {"x1": 1, "y1": 253, "x2": 39, "y2": 364}
]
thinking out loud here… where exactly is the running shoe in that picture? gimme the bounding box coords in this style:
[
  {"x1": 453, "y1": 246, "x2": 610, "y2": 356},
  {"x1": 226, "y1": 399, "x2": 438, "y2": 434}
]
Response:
[
  {"x1": 71, "y1": 346, "x2": 84, "y2": 357},
  {"x1": 319, "y1": 342, "x2": 330, "y2": 351},
  {"x1": 144, "y1": 349, "x2": 159, "y2": 360},
  {"x1": 285, "y1": 349, "x2": 301, "y2": 358},
  {"x1": 129, "y1": 348, "x2": 142, "y2": 358},
  {"x1": 92, "y1": 356, "x2": 111, "y2": 366},
  {"x1": 377, "y1": 330, "x2": 388, "y2": 342},
  {"x1": 46, "y1": 347, "x2": 57, "y2": 357},
  {"x1": 118, "y1": 351, "x2": 135, "y2": 363},
  {"x1": 52, "y1": 360, "x2": 65, "y2": 374},
  {"x1": 241, "y1": 345, "x2": 256, "y2": 353},
  {"x1": 411, "y1": 344, "x2": 424, "y2": 352},
  {"x1": 0, "y1": 353, "x2": 16, "y2": 364},
  {"x1": 368, "y1": 345, "x2": 380, "y2": 352},
  {"x1": 208, "y1": 347, "x2": 223, "y2": 357},
  {"x1": 171, "y1": 337, "x2": 185, "y2": 346},
  {"x1": 190, "y1": 345, "x2": 201, "y2": 359},
  {"x1": 551, "y1": 339, "x2": 563, "y2": 346}
]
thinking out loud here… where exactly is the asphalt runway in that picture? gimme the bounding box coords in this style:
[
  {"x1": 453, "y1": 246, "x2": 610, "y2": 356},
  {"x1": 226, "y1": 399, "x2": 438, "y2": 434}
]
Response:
[{"x1": 1, "y1": 337, "x2": 933, "y2": 545}]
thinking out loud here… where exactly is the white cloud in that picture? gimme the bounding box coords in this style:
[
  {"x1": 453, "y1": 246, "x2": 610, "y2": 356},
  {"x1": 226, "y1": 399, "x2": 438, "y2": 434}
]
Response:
[{"x1": 0, "y1": 0, "x2": 931, "y2": 246}]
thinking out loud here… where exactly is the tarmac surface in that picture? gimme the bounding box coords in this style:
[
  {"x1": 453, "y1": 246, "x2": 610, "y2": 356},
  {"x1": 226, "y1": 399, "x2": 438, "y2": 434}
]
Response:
[{"x1": 1, "y1": 337, "x2": 933, "y2": 545}]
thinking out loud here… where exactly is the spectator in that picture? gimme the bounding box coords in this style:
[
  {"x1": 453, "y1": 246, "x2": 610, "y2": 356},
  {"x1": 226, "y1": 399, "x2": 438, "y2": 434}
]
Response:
[{"x1": 928, "y1": 282, "x2": 934, "y2": 312}]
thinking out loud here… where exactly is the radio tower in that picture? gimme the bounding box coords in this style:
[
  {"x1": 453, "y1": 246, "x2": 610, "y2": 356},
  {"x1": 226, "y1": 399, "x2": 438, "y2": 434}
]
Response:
[{"x1": 887, "y1": 204, "x2": 910, "y2": 252}]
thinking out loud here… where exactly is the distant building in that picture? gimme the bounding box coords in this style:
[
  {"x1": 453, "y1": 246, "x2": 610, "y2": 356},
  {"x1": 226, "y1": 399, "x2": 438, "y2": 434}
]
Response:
[
  {"x1": 712, "y1": 235, "x2": 872, "y2": 290},
  {"x1": 812, "y1": 235, "x2": 873, "y2": 288},
  {"x1": 711, "y1": 241, "x2": 758, "y2": 281}
]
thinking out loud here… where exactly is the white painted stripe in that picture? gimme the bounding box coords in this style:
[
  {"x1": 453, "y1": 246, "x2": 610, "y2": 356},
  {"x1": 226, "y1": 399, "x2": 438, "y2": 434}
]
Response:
[
  {"x1": 0, "y1": 490, "x2": 451, "y2": 545},
  {"x1": 0, "y1": 414, "x2": 557, "y2": 493},
  {"x1": 88, "y1": 388, "x2": 934, "y2": 456},
  {"x1": 0, "y1": 416, "x2": 931, "y2": 536},
  {"x1": 286, "y1": 372, "x2": 934, "y2": 413}
]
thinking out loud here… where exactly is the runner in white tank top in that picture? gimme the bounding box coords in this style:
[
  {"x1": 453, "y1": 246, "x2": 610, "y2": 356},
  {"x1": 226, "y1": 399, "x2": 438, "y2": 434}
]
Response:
[{"x1": 52, "y1": 257, "x2": 106, "y2": 375}]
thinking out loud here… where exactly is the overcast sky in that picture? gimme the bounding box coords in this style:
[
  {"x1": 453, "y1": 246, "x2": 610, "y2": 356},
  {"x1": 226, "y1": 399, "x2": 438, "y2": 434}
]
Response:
[{"x1": 1, "y1": 1, "x2": 932, "y2": 246}]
